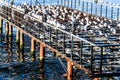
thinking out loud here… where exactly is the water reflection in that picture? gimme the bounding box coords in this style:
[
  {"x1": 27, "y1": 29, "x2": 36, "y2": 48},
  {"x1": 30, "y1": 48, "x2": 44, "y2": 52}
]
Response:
[{"x1": 39, "y1": 61, "x2": 44, "y2": 80}]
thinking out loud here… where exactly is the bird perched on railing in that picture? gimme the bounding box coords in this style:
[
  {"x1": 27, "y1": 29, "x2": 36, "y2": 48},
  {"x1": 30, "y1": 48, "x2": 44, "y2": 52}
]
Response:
[
  {"x1": 10, "y1": 0, "x2": 14, "y2": 5},
  {"x1": 110, "y1": 28, "x2": 116, "y2": 34}
]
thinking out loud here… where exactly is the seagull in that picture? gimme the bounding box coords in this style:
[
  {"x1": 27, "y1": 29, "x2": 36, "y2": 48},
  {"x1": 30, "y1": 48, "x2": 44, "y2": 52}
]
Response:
[
  {"x1": 56, "y1": 21, "x2": 61, "y2": 27},
  {"x1": 84, "y1": 23, "x2": 89, "y2": 32},
  {"x1": 21, "y1": 25, "x2": 25, "y2": 28},
  {"x1": 98, "y1": 30, "x2": 103, "y2": 36},
  {"x1": 108, "y1": 25, "x2": 111, "y2": 29},
  {"x1": 61, "y1": 24, "x2": 66, "y2": 29},
  {"x1": 117, "y1": 23, "x2": 120, "y2": 27},
  {"x1": 70, "y1": 16, "x2": 76, "y2": 22},
  {"x1": 110, "y1": 28, "x2": 116, "y2": 34}
]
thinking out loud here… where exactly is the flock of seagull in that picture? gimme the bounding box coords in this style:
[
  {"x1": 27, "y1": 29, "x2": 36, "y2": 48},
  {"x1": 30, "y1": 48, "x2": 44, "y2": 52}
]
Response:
[
  {"x1": 11, "y1": 3, "x2": 120, "y2": 36},
  {"x1": 9, "y1": 3, "x2": 120, "y2": 46}
]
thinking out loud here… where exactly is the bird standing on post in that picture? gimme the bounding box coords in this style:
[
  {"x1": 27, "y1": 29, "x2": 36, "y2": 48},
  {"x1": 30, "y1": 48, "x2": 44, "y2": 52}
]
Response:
[{"x1": 10, "y1": 0, "x2": 14, "y2": 5}]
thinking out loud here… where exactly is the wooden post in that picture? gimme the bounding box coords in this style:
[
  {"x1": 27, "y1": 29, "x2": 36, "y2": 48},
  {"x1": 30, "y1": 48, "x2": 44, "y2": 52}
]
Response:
[
  {"x1": 39, "y1": 43, "x2": 45, "y2": 80},
  {"x1": 39, "y1": 43, "x2": 45, "y2": 62},
  {"x1": 86, "y1": 1, "x2": 88, "y2": 12},
  {"x1": 0, "y1": 18, "x2": 3, "y2": 34},
  {"x1": 5, "y1": 22, "x2": 9, "y2": 49},
  {"x1": 71, "y1": 0, "x2": 72, "y2": 8},
  {"x1": 9, "y1": 24, "x2": 13, "y2": 38},
  {"x1": 52, "y1": 51, "x2": 56, "y2": 57},
  {"x1": 94, "y1": 78, "x2": 100, "y2": 80},
  {"x1": 8, "y1": 24, "x2": 13, "y2": 56},
  {"x1": 100, "y1": 47, "x2": 103, "y2": 74},
  {"x1": 80, "y1": 41, "x2": 83, "y2": 64},
  {"x1": 95, "y1": 3, "x2": 97, "y2": 15},
  {"x1": 82, "y1": 1, "x2": 84, "y2": 12},
  {"x1": 67, "y1": 60, "x2": 73, "y2": 80},
  {"x1": 90, "y1": 46, "x2": 93, "y2": 75},
  {"x1": 117, "y1": 7, "x2": 119, "y2": 21},
  {"x1": 100, "y1": 4, "x2": 102, "y2": 16},
  {"x1": 91, "y1": 2, "x2": 93, "y2": 14},
  {"x1": 74, "y1": 0, "x2": 76, "y2": 9},
  {"x1": 19, "y1": 31, "x2": 24, "y2": 62},
  {"x1": 105, "y1": 5, "x2": 108, "y2": 18},
  {"x1": 111, "y1": 6, "x2": 113, "y2": 19},
  {"x1": 5, "y1": 22, "x2": 12, "y2": 62},
  {"x1": 16, "y1": 29, "x2": 20, "y2": 61},
  {"x1": 30, "y1": 38, "x2": 36, "y2": 62},
  {"x1": 6, "y1": 22, "x2": 9, "y2": 37},
  {"x1": 61, "y1": 0, "x2": 63, "y2": 5}
]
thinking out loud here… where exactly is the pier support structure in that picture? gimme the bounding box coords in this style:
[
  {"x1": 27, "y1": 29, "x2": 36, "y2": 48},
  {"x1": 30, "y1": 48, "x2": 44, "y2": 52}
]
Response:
[
  {"x1": 16, "y1": 29, "x2": 20, "y2": 60},
  {"x1": 5, "y1": 22, "x2": 13, "y2": 62},
  {"x1": 6, "y1": 22, "x2": 9, "y2": 37},
  {"x1": 39, "y1": 43, "x2": 45, "y2": 62},
  {"x1": 67, "y1": 60, "x2": 73, "y2": 80},
  {"x1": 39, "y1": 43, "x2": 45, "y2": 79},
  {"x1": 0, "y1": 18, "x2": 3, "y2": 34},
  {"x1": 94, "y1": 78, "x2": 100, "y2": 80},
  {"x1": 8, "y1": 23, "x2": 13, "y2": 56},
  {"x1": 19, "y1": 31, "x2": 24, "y2": 62},
  {"x1": 5, "y1": 22, "x2": 9, "y2": 49},
  {"x1": 30, "y1": 38, "x2": 36, "y2": 62}
]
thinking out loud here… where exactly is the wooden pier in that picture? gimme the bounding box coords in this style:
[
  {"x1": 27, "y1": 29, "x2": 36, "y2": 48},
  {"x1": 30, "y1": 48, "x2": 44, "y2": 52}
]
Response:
[{"x1": 0, "y1": 1, "x2": 120, "y2": 80}]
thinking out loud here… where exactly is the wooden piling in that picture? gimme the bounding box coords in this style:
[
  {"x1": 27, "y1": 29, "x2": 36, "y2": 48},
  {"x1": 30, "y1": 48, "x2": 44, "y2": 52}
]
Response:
[
  {"x1": 8, "y1": 24, "x2": 13, "y2": 56},
  {"x1": 111, "y1": 7, "x2": 113, "y2": 19},
  {"x1": 0, "y1": 18, "x2": 3, "y2": 34},
  {"x1": 74, "y1": 0, "x2": 76, "y2": 9},
  {"x1": 71, "y1": 0, "x2": 72, "y2": 8},
  {"x1": 39, "y1": 43, "x2": 45, "y2": 62},
  {"x1": 39, "y1": 43, "x2": 45, "y2": 80},
  {"x1": 19, "y1": 31, "x2": 24, "y2": 62},
  {"x1": 5, "y1": 22, "x2": 9, "y2": 49},
  {"x1": 105, "y1": 5, "x2": 108, "y2": 18},
  {"x1": 52, "y1": 51, "x2": 56, "y2": 57},
  {"x1": 82, "y1": 1, "x2": 84, "y2": 12},
  {"x1": 117, "y1": 8, "x2": 119, "y2": 21},
  {"x1": 95, "y1": 4, "x2": 97, "y2": 15},
  {"x1": 67, "y1": 60, "x2": 73, "y2": 80},
  {"x1": 9, "y1": 24, "x2": 13, "y2": 37},
  {"x1": 61, "y1": 0, "x2": 63, "y2": 6},
  {"x1": 30, "y1": 38, "x2": 36, "y2": 62},
  {"x1": 100, "y1": 4, "x2": 102, "y2": 16},
  {"x1": 94, "y1": 78, "x2": 100, "y2": 80},
  {"x1": 90, "y1": 46, "x2": 93, "y2": 75},
  {"x1": 86, "y1": 1, "x2": 88, "y2": 12},
  {"x1": 6, "y1": 22, "x2": 9, "y2": 36},
  {"x1": 91, "y1": 2, "x2": 93, "y2": 14},
  {"x1": 16, "y1": 29, "x2": 20, "y2": 60},
  {"x1": 68, "y1": 0, "x2": 69, "y2": 7}
]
